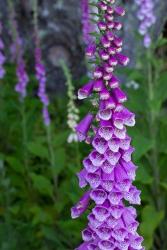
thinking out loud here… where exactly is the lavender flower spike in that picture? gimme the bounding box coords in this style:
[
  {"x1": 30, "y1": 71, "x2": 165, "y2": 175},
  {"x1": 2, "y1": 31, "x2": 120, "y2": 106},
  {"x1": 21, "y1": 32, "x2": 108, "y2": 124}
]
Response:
[
  {"x1": 135, "y1": 0, "x2": 156, "y2": 48},
  {"x1": 8, "y1": 2, "x2": 29, "y2": 100},
  {"x1": 33, "y1": 0, "x2": 51, "y2": 126},
  {"x1": 72, "y1": 1, "x2": 144, "y2": 249},
  {"x1": 34, "y1": 47, "x2": 51, "y2": 126},
  {"x1": 0, "y1": 22, "x2": 6, "y2": 79}
]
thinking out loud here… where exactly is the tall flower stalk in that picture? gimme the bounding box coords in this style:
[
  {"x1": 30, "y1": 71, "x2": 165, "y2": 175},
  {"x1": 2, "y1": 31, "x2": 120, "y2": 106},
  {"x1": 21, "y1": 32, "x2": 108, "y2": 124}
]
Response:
[
  {"x1": 32, "y1": 0, "x2": 57, "y2": 190},
  {"x1": 8, "y1": 1, "x2": 29, "y2": 100},
  {"x1": 33, "y1": 0, "x2": 51, "y2": 127},
  {"x1": 72, "y1": 1, "x2": 144, "y2": 249},
  {"x1": 7, "y1": 0, "x2": 31, "y2": 191},
  {"x1": 135, "y1": 0, "x2": 156, "y2": 48},
  {"x1": 0, "y1": 21, "x2": 6, "y2": 79},
  {"x1": 60, "y1": 61, "x2": 80, "y2": 143}
]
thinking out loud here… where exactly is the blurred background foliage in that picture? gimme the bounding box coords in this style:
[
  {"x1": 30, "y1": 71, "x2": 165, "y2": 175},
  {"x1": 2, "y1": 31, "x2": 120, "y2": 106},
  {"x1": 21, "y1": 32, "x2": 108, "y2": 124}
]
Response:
[{"x1": 0, "y1": 1, "x2": 167, "y2": 250}]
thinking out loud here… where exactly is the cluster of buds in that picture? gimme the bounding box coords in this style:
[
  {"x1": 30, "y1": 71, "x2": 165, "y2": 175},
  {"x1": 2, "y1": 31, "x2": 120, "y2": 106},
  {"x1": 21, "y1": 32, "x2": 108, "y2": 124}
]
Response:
[
  {"x1": 71, "y1": 0, "x2": 144, "y2": 249},
  {"x1": 61, "y1": 61, "x2": 80, "y2": 143},
  {"x1": 0, "y1": 22, "x2": 6, "y2": 79},
  {"x1": 135, "y1": 0, "x2": 156, "y2": 48},
  {"x1": 67, "y1": 101, "x2": 80, "y2": 143}
]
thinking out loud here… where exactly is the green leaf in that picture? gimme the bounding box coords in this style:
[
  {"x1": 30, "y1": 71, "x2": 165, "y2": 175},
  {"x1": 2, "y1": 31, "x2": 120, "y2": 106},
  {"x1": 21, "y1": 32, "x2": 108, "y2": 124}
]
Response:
[
  {"x1": 30, "y1": 173, "x2": 53, "y2": 197},
  {"x1": 160, "y1": 182, "x2": 167, "y2": 191},
  {"x1": 156, "y1": 37, "x2": 167, "y2": 48},
  {"x1": 53, "y1": 131, "x2": 68, "y2": 147},
  {"x1": 126, "y1": 87, "x2": 147, "y2": 113},
  {"x1": 159, "y1": 119, "x2": 167, "y2": 154},
  {"x1": 6, "y1": 156, "x2": 24, "y2": 174},
  {"x1": 52, "y1": 148, "x2": 66, "y2": 175},
  {"x1": 159, "y1": 155, "x2": 167, "y2": 182},
  {"x1": 30, "y1": 206, "x2": 53, "y2": 225},
  {"x1": 27, "y1": 142, "x2": 49, "y2": 159},
  {"x1": 136, "y1": 164, "x2": 153, "y2": 184},
  {"x1": 131, "y1": 134, "x2": 153, "y2": 161},
  {"x1": 155, "y1": 72, "x2": 167, "y2": 109},
  {"x1": 140, "y1": 205, "x2": 164, "y2": 249}
]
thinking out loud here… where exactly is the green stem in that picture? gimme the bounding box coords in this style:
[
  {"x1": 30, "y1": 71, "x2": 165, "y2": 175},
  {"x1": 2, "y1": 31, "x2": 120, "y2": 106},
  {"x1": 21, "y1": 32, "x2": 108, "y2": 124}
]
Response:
[
  {"x1": 147, "y1": 50, "x2": 164, "y2": 246},
  {"x1": 46, "y1": 125, "x2": 57, "y2": 193},
  {"x1": 1, "y1": 167, "x2": 12, "y2": 246},
  {"x1": 147, "y1": 50, "x2": 160, "y2": 210},
  {"x1": 21, "y1": 102, "x2": 28, "y2": 170},
  {"x1": 75, "y1": 141, "x2": 81, "y2": 168},
  {"x1": 20, "y1": 101, "x2": 33, "y2": 199}
]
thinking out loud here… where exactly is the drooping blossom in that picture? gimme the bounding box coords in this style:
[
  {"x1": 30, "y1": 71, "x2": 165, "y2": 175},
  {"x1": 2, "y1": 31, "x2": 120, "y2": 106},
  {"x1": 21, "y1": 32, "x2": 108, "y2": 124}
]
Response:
[
  {"x1": 8, "y1": 1, "x2": 29, "y2": 100},
  {"x1": 71, "y1": 1, "x2": 144, "y2": 249},
  {"x1": 61, "y1": 61, "x2": 80, "y2": 143},
  {"x1": 0, "y1": 22, "x2": 6, "y2": 79},
  {"x1": 135, "y1": 0, "x2": 156, "y2": 48}
]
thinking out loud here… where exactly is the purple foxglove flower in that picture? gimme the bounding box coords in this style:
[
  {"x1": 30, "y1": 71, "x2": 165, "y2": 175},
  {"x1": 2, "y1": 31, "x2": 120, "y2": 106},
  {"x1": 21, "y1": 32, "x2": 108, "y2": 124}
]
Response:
[
  {"x1": 15, "y1": 58, "x2": 29, "y2": 99},
  {"x1": 114, "y1": 6, "x2": 126, "y2": 16},
  {"x1": 93, "y1": 79, "x2": 104, "y2": 92},
  {"x1": 113, "y1": 21, "x2": 123, "y2": 30},
  {"x1": 34, "y1": 46, "x2": 51, "y2": 126},
  {"x1": 116, "y1": 53, "x2": 130, "y2": 66},
  {"x1": 98, "y1": 120, "x2": 113, "y2": 141},
  {"x1": 76, "y1": 113, "x2": 94, "y2": 141},
  {"x1": 104, "y1": 63, "x2": 114, "y2": 73},
  {"x1": 100, "y1": 87, "x2": 110, "y2": 100},
  {"x1": 8, "y1": 6, "x2": 29, "y2": 100},
  {"x1": 112, "y1": 87, "x2": 127, "y2": 103},
  {"x1": 98, "y1": 21, "x2": 107, "y2": 31},
  {"x1": 77, "y1": 169, "x2": 88, "y2": 188},
  {"x1": 108, "y1": 75, "x2": 119, "y2": 88},
  {"x1": 0, "y1": 22, "x2": 5, "y2": 79},
  {"x1": 78, "y1": 81, "x2": 94, "y2": 100},
  {"x1": 101, "y1": 36, "x2": 111, "y2": 48},
  {"x1": 98, "y1": 1, "x2": 107, "y2": 11},
  {"x1": 72, "y1": 1, "x2": 144, "y2": 249},
  {"x1": 135, "y1": 0, "x2": 156, "y2": 48},
  {"x1": 83, "y1": 157, "x2": 99, "y2": 173},
  {"x1": 71, "y1": 191, "x2": 91, "y2": 219},
  {"x1": 85, "y1": 44, "x2": 96, "y2": 57},
  {"x1": 108, "y1": 46, "x2": 116, "y2": 55},
  {"x1": 93, "y1": 67, "x2": 103, "y2": 79}
]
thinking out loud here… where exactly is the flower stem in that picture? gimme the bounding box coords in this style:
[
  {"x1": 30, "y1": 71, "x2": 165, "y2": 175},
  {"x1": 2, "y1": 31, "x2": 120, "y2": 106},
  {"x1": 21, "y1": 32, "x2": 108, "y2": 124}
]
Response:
[
  {"x1": 147, "y1": 49, "x2": 164, "y2": 245},
  {"x1": 75, "y1": 141, "x2": 82, "y2": 168},
  {"x1": 46, "y1": 125, "x2": 57, "y2": 195},
  {"x1": 21, "y1": 101, "x2": 28, "y2": 169},
  {"x1": 147, "y1": 50, "x2": 160, "y2": 209},
  {"x1": 20, "y1": 101, "x2": 34, "y2": 200}
]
